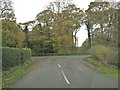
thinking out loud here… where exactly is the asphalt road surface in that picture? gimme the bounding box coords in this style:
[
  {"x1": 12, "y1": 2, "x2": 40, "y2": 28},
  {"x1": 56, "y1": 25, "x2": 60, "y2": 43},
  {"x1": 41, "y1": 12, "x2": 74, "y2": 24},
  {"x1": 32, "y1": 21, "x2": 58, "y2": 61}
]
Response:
[{"x1": 10, "y1": 55, "x2": 118, "y2": 88}]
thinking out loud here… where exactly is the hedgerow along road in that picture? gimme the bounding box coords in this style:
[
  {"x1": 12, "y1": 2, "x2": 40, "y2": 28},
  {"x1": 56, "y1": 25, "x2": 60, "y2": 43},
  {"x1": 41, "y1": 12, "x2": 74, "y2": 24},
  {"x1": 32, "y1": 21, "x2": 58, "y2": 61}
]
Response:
[{"x1": 10, "y1": 55, "x2": 118, "y2": 88}]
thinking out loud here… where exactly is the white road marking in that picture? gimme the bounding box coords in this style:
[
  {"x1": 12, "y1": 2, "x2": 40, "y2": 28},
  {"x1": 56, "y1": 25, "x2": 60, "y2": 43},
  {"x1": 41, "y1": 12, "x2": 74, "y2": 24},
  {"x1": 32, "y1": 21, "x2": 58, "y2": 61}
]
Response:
[
  {"x1": 61, "y1": 70, "x2": 70, "y2": 85},
  {"x1": 57, "y1": 63, "x2": 61, "y2": 68},
  {"x1": 57, "y1": 63, "x2": 70, "y2": 85}
]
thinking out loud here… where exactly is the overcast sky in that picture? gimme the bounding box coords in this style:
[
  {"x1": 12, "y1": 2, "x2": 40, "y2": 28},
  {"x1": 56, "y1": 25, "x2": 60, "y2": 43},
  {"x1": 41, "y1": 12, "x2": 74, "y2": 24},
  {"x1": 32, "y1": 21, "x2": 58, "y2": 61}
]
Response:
[
  {"x1": 11, "y1": 0, "x2": 95, "y2": 46},
  {"x1": 12, "y1": 0, "x2": 95, "y2": 23}
]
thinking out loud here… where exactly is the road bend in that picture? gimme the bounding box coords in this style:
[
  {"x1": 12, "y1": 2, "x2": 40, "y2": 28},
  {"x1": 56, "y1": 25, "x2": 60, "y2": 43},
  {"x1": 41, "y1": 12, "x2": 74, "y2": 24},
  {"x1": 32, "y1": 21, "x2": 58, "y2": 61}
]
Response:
[{"x1": 9, "y1": 55, "x2": 118, "y2": 88}]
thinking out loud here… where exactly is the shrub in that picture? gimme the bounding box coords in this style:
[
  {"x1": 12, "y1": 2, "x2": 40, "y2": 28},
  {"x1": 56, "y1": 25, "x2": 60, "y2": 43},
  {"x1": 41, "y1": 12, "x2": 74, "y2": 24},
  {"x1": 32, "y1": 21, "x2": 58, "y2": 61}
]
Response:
[
  {"x1": 89, "y1": 45, "x2": 110, "y2": 62},
  {"x1": 21, "y1": 48, "x2": 31, "y2": 63},
  {"x1": 2, "y1": 47, "x2": 31, "y2": 71},
  {"x1": 89, "y1": 45, "x2": 119, "y2": 68},
  {"x1": 105, "y1": 51, "x2": 118, "y2": 66}
]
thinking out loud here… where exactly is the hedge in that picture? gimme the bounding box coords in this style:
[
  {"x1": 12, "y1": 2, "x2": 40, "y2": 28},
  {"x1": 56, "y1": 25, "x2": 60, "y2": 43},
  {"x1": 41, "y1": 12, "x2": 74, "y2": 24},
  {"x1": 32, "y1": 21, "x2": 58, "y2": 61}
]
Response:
[
  {"x1": 32, "y1": 52, "x2": 89, "y2": 56},
  {"x1": 2, "y1": 47, "x2": 31, "y2": 71}
]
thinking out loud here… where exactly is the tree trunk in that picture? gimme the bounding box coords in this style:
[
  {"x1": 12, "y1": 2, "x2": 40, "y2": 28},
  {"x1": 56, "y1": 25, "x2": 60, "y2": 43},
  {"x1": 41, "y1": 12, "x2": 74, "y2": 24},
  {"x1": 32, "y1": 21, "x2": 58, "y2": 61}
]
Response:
[{"x1": 85, "y1": 21, "x2": 91, "y2": 48}]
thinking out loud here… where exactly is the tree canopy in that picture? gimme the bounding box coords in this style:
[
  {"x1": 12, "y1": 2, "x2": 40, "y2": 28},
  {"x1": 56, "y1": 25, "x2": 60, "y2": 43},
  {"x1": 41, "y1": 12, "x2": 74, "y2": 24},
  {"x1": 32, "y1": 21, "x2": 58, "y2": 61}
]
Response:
[{"x1": 1, "y1": 0, "x2": 119, "y2": 56}]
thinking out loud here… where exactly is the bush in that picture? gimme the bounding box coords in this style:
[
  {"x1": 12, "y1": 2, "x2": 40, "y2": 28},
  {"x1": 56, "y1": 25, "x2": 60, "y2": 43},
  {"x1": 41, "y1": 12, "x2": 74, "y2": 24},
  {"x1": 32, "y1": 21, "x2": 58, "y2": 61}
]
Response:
[
  {"x1": 21, "y1": 48, "x2": 31, "y2": 63},
  {"x1": 89, "y1": 45, "x2": 110, "y2": 62},
  {"x1": 105, "y1": 51, "x2": 118, "y2": 66},
  {"x1": 89, "y1": 45, "x2": 119, "y2": 67},
  {"x1": 2, "y1": 47, "x2": 31, "y2": 71}
]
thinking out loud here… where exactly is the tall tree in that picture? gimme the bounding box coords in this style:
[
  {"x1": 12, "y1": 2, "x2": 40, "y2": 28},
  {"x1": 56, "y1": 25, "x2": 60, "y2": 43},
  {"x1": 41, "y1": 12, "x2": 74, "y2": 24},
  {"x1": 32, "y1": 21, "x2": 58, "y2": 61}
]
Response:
[
  {"x1": 0, "y1": 0, "x2": 15, "y2": 21},
  {"x1": 29, "y1": 1, "x2": 83, "y2": 54},
  {"x1": 1, "y1": 0, "x2": 25, "y2": 48},
  {"x1": 85, "y1": 1, "x2": 119, "y2": 47}
]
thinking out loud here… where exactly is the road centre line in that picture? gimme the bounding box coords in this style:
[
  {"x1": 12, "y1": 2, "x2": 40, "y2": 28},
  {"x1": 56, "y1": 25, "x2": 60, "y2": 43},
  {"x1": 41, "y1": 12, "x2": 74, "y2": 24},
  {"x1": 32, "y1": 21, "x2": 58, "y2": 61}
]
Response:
[
  {"x1": 57, "y1": 62, "x2": 70, "y2": 85},
  {"x1": 61, "y1": 70, "x2": 70, "y2": 85},
  {"x1": 57, "y1": 63, "x2": 61, "y2": 68}
]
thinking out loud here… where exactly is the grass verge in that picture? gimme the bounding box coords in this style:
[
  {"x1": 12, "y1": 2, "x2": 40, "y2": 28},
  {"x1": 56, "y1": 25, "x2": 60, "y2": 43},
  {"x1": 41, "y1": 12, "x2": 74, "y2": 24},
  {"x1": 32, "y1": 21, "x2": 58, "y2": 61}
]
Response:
[
  {"x1": 82, "y1": 58, "x2": 119, "y2": 80},
  {"x1": 2, "y1": 60, "x2": 38, "y2": 88}
]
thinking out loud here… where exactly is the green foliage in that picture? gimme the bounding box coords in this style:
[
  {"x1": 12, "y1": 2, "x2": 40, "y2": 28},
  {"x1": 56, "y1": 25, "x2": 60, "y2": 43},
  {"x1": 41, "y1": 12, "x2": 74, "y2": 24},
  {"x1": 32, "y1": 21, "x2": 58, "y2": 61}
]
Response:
[
  {"x1": 2, "y1": 19, "x2": 25, "y2": 48},
  {"x1": 84, "y1": 2, "x2": 119, "y2": 68},
  {"x1": 87, "y1": 58, "x2": 118, "y2": 79},
  {"x1": 89, "y1": 45, "x2": 118, "y2": 68},
  {"x1": 0, "y1": 0, "x2": 15, "y2": 20},
  {"x1": 21, "y1": 48, "x2": 31, "y2": 63},
  {"x1": 31, "y1": 47, "x2": 89, "y2": 56},
  {"x1": 3, "y1": 60, "x2": 36, "y2": 88},
  {"x1": 2, "y1": 47, "x2": 31, "y2": 71},
  {"x1": 85, "y1": 2, "x2": 118, "y2": 48},
  {"x1": 105, "y1": 51, "x2": 118, "y2": 66},
  {"x1": 1, "y1": 0, "x2": 25, "y2": 48},
  {"x1": 89, "y1": 45, "x2": 110, "y2": 62},
  {"x1": 28, "y1": 2, "x2": 83, "y2": 55},
  {"x1": 81, "y1": 39, "x2": 89, "y2": 49}
]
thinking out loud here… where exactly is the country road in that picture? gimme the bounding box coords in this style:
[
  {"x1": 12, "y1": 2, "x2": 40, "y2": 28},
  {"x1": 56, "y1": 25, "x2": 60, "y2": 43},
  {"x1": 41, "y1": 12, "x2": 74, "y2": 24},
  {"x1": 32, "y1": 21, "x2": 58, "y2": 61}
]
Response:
[{"x1": 10, "y1": 55, "x2": 118, "y2": 88}]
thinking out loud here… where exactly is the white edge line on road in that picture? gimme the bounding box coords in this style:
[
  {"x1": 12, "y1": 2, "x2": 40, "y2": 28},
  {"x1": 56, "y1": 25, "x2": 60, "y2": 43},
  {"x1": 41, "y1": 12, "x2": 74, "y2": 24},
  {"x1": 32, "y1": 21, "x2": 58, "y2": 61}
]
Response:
[
  {"x1": 57, "y1": 63, "x2": 61, "y2": 68},
  {"x1": 61, "y1": 70, "x2": 70, "y2": 85}
]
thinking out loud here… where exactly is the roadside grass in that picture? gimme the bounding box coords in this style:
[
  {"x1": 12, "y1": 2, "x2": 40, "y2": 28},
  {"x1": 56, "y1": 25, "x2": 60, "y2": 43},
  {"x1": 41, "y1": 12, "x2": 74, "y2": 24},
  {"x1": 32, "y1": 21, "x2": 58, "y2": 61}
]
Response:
[
  {"x1": 84, "y1": 58, "x2": 118, "y2": 80},
  {"x1": 2, "y1": 60, "x2": 38, "y2": 88}
]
